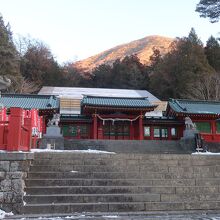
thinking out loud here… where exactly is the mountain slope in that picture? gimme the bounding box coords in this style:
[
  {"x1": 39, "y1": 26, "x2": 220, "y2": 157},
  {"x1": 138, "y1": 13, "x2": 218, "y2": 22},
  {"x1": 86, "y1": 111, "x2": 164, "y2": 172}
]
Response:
[{"x1": 74, "y1": 35, "x2": 173, "y2": 72}]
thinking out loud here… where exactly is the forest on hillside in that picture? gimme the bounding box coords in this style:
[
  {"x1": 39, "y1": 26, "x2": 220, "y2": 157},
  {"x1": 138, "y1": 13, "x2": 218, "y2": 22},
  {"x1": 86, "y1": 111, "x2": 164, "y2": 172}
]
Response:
[{"x1": 0, "y1": 0, "x2": 219, "y2": 100}]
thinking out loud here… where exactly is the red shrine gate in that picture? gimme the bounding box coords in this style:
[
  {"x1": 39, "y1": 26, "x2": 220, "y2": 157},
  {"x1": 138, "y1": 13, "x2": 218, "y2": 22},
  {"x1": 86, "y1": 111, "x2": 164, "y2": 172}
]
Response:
[{"x1": 0, "y1": 107, "x2": 43, "y2": 151}]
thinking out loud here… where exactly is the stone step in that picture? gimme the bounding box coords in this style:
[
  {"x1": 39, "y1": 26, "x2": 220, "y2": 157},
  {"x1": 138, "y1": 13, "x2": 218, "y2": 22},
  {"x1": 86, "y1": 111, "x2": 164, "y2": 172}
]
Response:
[
  {"x1": 29, "y1": 164, "x2": 169, "y2": 172},
  {"x1": 25, "y1": 185, "x2": 176, "y2": 195},
  {"x1": 161, "y1": 193, "x2": 220, "y2": 202},
  {"x1": 33, "y1": 152, "x2": 219, "y2": 161},
  {"x1": 27, "y1": 170, "x2": 215, "y2": 180},
  {"x1": 25, "y1": 178, "x2": 196, "y2": 187},
  {"x1": 21, "y1": 201, "x2": 220, "y2": 214},
  {"x1": 25, "y1": 185, "x2": 219, "y2": 195},
  {"x1": 24, "y1": 193, "x2": 160, "y2": 204},
  {"x1": 32, "y1": 157, "x2": 220, "y2": 167},
  {"x1": 33, "y1": 154, "x2": 220, "y2": 167},
  {"x1": 30, "y1": 164, "x2": 217, "y2": 175},
  {"x1": 27, "y1": 171, "x2": 166, "y2": 179},
  {"x1": 24, "y1": 192, "x2": 220, "y2": 204}
]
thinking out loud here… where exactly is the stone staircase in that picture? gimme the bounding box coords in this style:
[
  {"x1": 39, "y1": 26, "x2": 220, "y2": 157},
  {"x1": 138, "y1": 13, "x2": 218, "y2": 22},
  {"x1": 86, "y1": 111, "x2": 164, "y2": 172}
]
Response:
[{"x1": 21, "y1": 152, "x2": 220, "y2": 215}]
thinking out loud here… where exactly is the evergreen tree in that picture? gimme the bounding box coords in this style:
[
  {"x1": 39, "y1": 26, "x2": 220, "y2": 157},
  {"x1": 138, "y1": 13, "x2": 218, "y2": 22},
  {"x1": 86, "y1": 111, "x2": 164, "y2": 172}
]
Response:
[
  {"x1": 0, "y1": 15, "x2": 20, "y2": 78},
  {"x1": 20, "y1": 41, "x2": 65, "y2": 87},
  {"x1": 90, "y1": 55, "x2": 149, "y2": 90},
  {"x1": 205, "y1": 36, "x2": 220, "y2": 71},
  {"x1": 186, "y1": 28, "x2": 203, "y2": 46},
  {"x1": 149, "y1": 29, "x2": 213, "y2": 100},
  {"x1": 196, "y1": 0, "x2": 220, "y2": 23},
  {"x1": 203, "y1": 36, "x2": 220, "y2": 100},
  {"x1": 91, "y1": 64, "x2": 113, "y2": 88}
]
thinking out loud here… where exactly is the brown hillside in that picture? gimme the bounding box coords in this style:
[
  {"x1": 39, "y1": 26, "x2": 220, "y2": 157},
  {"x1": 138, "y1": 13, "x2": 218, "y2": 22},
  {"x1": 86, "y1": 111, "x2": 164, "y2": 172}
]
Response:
[{"x1": 74, "y1": 35, "x2": 173, "y2": 72}]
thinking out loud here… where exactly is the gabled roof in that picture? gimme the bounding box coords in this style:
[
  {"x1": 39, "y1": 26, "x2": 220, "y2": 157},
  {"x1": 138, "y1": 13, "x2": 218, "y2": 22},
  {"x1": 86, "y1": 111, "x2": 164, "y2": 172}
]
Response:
[
  {"x1": 0, "y1": 94, "x2": 59, "y2": 110},
  {"x1": 82, "y1": 96, "x2": 155, "y2": 109},
  {"x1": 168, "y1": 99, "x2": 220, "y2": 116}
]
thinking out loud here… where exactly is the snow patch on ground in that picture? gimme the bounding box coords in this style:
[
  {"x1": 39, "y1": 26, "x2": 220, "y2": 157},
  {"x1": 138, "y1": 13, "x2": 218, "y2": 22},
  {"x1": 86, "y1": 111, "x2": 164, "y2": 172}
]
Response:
[
  {"x1": 31, "y1": 149, "x2": 116, "y2": 154},
  {"x1": 0, "y1": 208, "x2": 13, "y2": 219},
  {"x1": 0, "y1": 150, "x2": 29, "y2": 153},
  {"x1": 65, "y1": 215, "x2": 85, "y2": 219},
  {"x1": 192, "y1": 151, "x2": 220, "y2": 155}
]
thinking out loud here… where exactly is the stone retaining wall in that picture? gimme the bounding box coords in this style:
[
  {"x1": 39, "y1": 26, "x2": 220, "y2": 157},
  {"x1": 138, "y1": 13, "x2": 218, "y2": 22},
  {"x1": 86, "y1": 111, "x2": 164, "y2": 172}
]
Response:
[{"x1": 0, "y1": 153, "x2": 34, "y2": 213}]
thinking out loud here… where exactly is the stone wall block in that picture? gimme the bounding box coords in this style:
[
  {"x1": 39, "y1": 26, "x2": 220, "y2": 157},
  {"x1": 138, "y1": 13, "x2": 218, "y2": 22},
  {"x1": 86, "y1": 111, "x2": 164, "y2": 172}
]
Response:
[
  {"x1": 10, "y1": 162, "x2": 19, "y2": 172},
  {"x1": 11, "y1": 194, "x2": 22, "y2": 203},
  {"x1": 11, "y1": 179, "x2": 24, "y2": 194},
  {"x1": 1, "y1": 179, "x2": 11, "y2": 191},
  {"x1": 0, "y1": 161, "x2": 10, "y2": 172},
  {"x1": 0, "y1": 171, "x2": 5, "y2": 180},
  {"x1": 0, "y1": 192, "x2": 3, "y2": 203},
  {"x1": 6, "y1": 172, "x2": 23, "y2": 179},
  {"x1": 19, "y1": 161, "x2": 32, "y2": 172},
  {"x1": 3, "y1": 192, "x2": 13, "y2": 203}
]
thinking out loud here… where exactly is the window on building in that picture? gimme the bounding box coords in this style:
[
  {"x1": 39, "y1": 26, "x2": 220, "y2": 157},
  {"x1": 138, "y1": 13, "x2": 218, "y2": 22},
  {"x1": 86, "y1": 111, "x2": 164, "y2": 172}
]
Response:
[
  {"x1": 161, "y1": 128, "x2": 168, "y2": 138},
  {"x1": 171, "y1": 127, "x2": 177, "y2": 136},
  {"x1": 144, "y1": 126, "x2": 150, "y2": 137},
  {"x1": 195, "y1": 122, "x2": 211, "y2": 133},
  {"x1": 154, "y1": 128, "x2": 160, "y2": 137},
  {"x1": 153, "y1": 127, "x2": 168, "y2": 138}
]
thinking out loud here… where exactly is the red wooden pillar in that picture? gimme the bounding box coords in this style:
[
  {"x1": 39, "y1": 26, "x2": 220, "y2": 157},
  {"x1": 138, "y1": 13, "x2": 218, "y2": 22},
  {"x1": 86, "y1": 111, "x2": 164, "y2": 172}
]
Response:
[
  {"x1": 93, "y1": 114, "x2": 97, "y2": 139},
  {"x1": 7, "y1": 108, "x2": 23, "y2": 151},
  {"x1": 139, "y1": 114, "x2": 144, "y2": 140},
  {"x1": 211, "y1": 120, "x2": 216, "y2": 134}
]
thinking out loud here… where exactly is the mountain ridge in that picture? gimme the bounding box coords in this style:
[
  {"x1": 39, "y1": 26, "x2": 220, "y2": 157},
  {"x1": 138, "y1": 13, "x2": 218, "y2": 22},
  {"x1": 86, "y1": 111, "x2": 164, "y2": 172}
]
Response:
[{"x1": 74, "y1": 35, "x2": 173, "y2": 72}]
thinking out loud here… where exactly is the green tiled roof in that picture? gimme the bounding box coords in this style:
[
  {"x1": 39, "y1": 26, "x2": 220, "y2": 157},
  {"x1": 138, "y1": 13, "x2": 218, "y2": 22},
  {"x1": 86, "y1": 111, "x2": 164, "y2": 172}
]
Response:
[
  {"x1": 0, "y1": 94, "x2": 59, "y2": 110},
  {"x1": 82, "y1": 96, "x2": 155, "y2": 108},
  {"x1": 168, "y1": 99, "x2": 220, "y2": 115}
]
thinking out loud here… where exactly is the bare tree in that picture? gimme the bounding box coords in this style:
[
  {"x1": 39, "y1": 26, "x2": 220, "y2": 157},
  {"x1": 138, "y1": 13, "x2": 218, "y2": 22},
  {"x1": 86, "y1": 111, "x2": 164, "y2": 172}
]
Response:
[
  {"x1": 187, "y1": 72, "x2": 220, "y2": 100},
  {"x1": 18, "y1": 77, "x2": 40, "y2": 94}
]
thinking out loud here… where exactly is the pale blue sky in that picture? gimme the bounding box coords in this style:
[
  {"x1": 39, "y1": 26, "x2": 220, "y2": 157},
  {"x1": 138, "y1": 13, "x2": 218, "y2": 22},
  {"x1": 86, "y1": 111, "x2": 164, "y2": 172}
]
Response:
[{"x1": 0, "y1": 0, "x2": 219, "y2": 64}]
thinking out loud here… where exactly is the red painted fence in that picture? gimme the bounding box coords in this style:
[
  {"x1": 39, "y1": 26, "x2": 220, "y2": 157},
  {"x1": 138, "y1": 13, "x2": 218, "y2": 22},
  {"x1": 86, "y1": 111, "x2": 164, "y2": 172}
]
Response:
[{"x1": 0, "y1": 107, "x2": 43, "y2": 151}]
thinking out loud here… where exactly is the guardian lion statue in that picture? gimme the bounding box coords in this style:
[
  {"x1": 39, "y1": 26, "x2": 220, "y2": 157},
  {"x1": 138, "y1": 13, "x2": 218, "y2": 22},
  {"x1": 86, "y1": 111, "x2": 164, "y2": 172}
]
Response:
[
  {"x1": 47, "y1": 113, "x2": 60, "y2": 126},
  {"x1": 185, "y1": 116, "x2": 196, "y2": 130}
]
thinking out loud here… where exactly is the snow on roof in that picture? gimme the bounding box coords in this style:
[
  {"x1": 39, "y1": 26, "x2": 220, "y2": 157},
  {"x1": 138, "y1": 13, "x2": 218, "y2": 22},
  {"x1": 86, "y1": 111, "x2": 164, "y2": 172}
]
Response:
[{"x1": 38, "y1": 86, "x2": 160, "y2": 102}]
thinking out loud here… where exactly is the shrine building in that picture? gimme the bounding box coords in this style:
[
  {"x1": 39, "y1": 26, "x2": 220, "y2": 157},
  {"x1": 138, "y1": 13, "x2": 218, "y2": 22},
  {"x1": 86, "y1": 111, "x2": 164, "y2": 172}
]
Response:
[
  {"x1": 1, "y1": 87, "x2": 220, "y2": 144},
  {"x1": 166, "y1": 99, "x2": 220, "y2": 142},
  {"x1": 38, "y1": 86, "x2": 182, "y2": 141}
]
